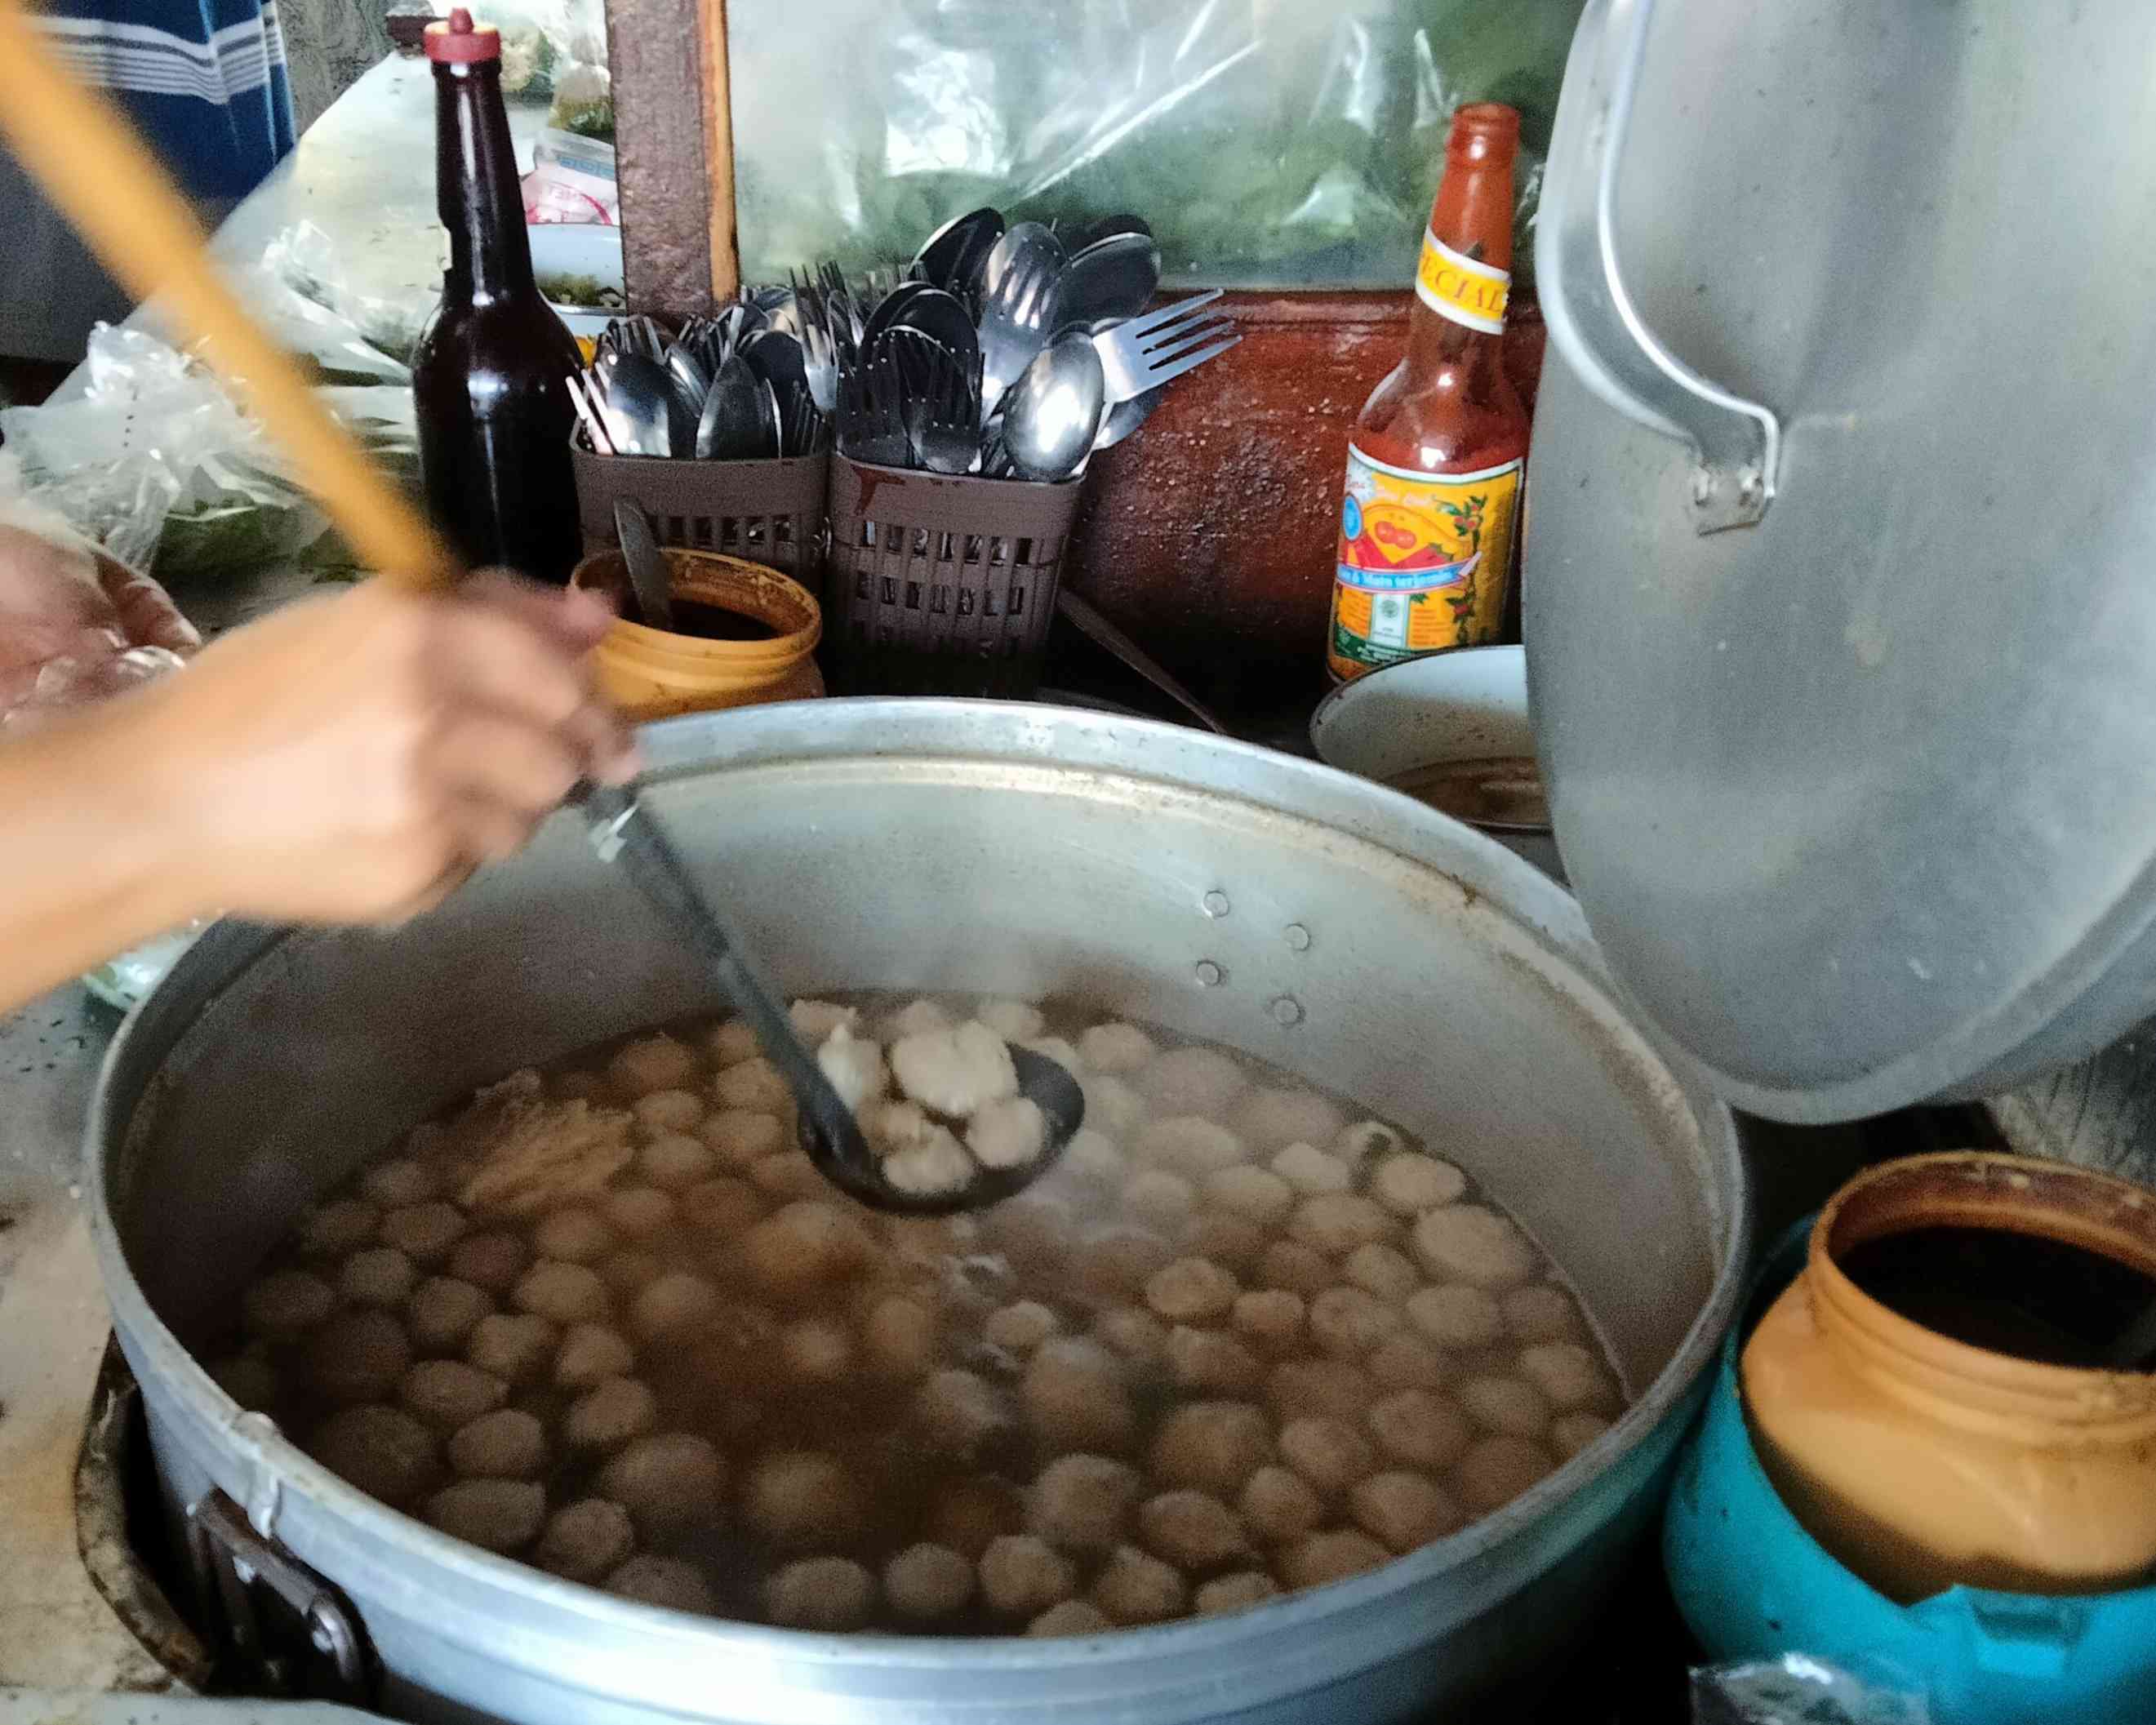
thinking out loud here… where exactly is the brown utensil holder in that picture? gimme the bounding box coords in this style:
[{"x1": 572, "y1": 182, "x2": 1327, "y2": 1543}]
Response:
[
  {"x1": 571, "y1": 445, "x2": 829, "y2": 601},
  {"x1": 823, "y1": 459, "x2": 1084, "y2": 698}
]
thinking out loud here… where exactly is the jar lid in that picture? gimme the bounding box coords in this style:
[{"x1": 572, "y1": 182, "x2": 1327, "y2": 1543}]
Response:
[{"x1": 425, "y1": 8, "x2": 500, "y2": 63}]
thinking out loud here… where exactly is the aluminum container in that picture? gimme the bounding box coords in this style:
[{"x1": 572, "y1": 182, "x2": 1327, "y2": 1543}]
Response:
[{"x1": 90, "y1": 700, "x2": 1748, "y2": 1724}]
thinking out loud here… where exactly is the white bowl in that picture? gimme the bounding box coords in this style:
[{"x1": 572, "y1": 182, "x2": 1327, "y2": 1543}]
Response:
[
  {"x1": 527, "y1": 222, "x2": 624, "y2": 336},
  {"x1": 1309, "y1": 646, "x2": 1564, "y2": 882}
]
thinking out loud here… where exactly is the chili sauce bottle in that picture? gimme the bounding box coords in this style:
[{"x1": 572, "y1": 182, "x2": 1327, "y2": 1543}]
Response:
[
  {"x1": 1327, "y1": 103, "x2": 1530, "y2": 682},
  {"x1": 413, "y1": 9, "x2": 583, "y2": 585}
]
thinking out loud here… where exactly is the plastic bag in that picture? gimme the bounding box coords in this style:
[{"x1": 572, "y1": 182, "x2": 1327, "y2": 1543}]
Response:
[
  {"x1": 726, "y1": 0, "x2": 1580, "y2": 289},
  {"x1": 1692, "y1": 1656, "x2": 1931, "y2": 1725},
  {"x1": 260, "y1": 220, "x2": 430, "y2": 373}
]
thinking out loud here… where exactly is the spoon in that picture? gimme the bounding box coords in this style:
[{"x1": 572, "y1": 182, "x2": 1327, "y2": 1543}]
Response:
[
  {"x1": 697, "y1": 354, "x2": 770, "y2": 460},
  {"x1": 1002, "y1": 331, "x2": 1105, "y2": 481},
  {"x1": 612, "y1": 500, "x2": 673, "y2": 631},
  {"x1": 1058, "y1": 229, "x2": 1162, "y2": 328},
  {"x1": 602, "y1": 353, "x2": 678, "y2": 457},
  {"x1": 915, "y1": 205, "x2": 1005, "y2": 303},
  {"x1": 1092, "y1": 386, "x2": 1164, "y2": 451},
  {"x1": 976, "y1": 221, "x2": 1067, "y2": 423}
]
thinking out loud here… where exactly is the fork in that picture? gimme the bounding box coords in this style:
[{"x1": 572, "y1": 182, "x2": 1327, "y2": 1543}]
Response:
[
  {"x1": 838, "y1": 349, "x2": 910, "y2": 467},
  {"x1": 905, "y1": 342, "x2": 982, "y2": 475},
  {"x1": 1091, "y1": 289, "x2": 1238, "y2": 406}
]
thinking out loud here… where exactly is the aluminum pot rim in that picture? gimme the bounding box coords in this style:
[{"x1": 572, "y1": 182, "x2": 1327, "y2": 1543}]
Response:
[{"x1": 87, "y1": 696, "x2": 1751, "y2": 1674}]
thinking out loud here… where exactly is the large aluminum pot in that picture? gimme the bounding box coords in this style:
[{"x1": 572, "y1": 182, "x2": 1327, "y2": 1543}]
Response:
[{"x1": 89, "y1": 700, "x2": 1748, "y2": 1724}]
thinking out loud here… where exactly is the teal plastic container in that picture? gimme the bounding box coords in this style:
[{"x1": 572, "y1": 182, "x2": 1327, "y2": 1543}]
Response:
[{"x1": 1665, "y1": 1220, "x2": 2156, "y2": 1724}]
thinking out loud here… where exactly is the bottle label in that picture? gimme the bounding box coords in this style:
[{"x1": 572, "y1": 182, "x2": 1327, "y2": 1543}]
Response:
[
  {"x1": 1329, "y1": 445, "x2": 1523, "y2": 681},
  {"x1": 1415, "y1": 231, "x2": 1509, "y2": 334}
]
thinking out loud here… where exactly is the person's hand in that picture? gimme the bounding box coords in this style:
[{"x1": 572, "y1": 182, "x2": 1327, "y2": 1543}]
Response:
[
  {"x1": 135, "y1": 571, "x2": 635, "y2": 925},
  {"x1": 0, "y1": 524, "x2": 199, "y2": 720}
]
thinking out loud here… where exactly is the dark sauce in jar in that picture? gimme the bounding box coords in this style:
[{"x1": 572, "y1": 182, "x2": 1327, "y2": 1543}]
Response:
[
  {"x1": 1839, "y1": 1225, "x2": 2156, "y2": 1370},
  {"x1": 665, "y1": 599, "x2": 780, "y2": 642}
]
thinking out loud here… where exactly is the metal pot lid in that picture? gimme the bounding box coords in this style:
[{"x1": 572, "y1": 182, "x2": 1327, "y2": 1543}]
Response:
[{"x1": 1523, "y1": 0, "x2": 2156, "y2": 1123}]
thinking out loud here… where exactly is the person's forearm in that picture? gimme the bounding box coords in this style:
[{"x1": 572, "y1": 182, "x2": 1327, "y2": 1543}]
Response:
[{"x1": 0, "y1": 684, "x2": 213, "y2": 1011}]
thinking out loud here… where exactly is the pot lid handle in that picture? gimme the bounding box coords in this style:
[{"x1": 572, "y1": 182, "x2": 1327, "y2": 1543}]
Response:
[{"x1": 1536, "y1": 0, "x2": 1781, "y2": 533}]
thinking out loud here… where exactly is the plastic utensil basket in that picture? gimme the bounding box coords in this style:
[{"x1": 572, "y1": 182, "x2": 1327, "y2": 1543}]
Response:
[
  {"x1": 571, "y1": 445, "x2": 829, "y2": 600},
  {"x1": 823, "y1": 459, "x2": 1084, "y2": 698}
]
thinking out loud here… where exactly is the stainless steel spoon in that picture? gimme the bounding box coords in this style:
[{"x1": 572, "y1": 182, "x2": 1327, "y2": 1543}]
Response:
[
  {"x1": 1002, "y1": 330, "x2": 1105, "y2": 481},
  {"x1": 1059, "y1": 229, "x2": 1162, "y2": 328},
  {"x1": 976, "y1": 221, "x2": 1067, "y2": 424},
  {"x1": 612, "y1": 499, "x2": 674, "y2": 631}
]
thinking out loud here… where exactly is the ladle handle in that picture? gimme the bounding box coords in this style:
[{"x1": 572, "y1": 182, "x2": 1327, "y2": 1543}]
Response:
[{"x1": 0, "y1": 0, "x2": 456, "y2": 589}]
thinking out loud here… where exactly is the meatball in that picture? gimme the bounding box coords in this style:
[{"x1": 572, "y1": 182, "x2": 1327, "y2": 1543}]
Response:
[
  {"x1": 744, "y1": 1450, "x2": 865, "y2": 1551},
  {"x1": 1195, "y1": 1572, "x2": 1281, "y2": 1616},
  {"x1": 980, "y1": 1535, "x2": 1078, "y2": 1618},
  {"x1": 1367, "y1": 1389, "x2": 1474, "y2": 1471},
  {"x1": 749, "y1": 1149, "x2": 830, "y2": 1204},
  {"x1": 976, "y1": 998, "x2": 1045, "y2": 1043},
  {"x1": 596, "y1": 1248, "x2": 667, "y2": 1297},
  {"x1": 1133, "y1": 1117, "x2": 1247, "y2": 1176},
  {"x1": 1515, "y1": 1342, "x2": 1620, "y2": 1415},
  {"x1": 1149, "y1": 1401, "x2": 1272, "y2": 1496},
  {"x1": 1309, "y1": 1286, "x2": 1404, "y2": 1358},
  {"x1": 1091, "y1": 1544, "x2": 1189, "y2": 1625},
  {"x1": 638, "y1": 1134, "x2": 719, "y2": 1193},
  {"x1": 534, "y1": 1498, "x2": 634, "y2": 1583},
  {"x1": 403, "y1": 1277, "x2": 491, "y2": 1355},
  {"x1": 1027, "y1": 1599, "x2": 1113, "y2": 1637},
  {"x1": 984, "y1": 1300, "x2": 1061, "y2": 1353},
  {"x1": 967, "y1": 1096, "x2": 1048, "y2": 1169},
  {"x1": 208, "y1": 1354, "x2": 279, "y2": 1413},
  {"x1": 924, "y1": 1475, "x2": 1025, "y2": 1561},
  {"x1": 888, "y1": 1020, "x2": 1018, "y2": 1116},
  {"x1": 1457, "y1": 1375, "x2": 1553, "y2": 1442},
  {"x1": 604, "y1": 1186, "x2": 678, "y2": 1239},
  {"x1": 562, "y1": 1376, "x2": 659, "y2": 1452},
  {"x1": 597, "y1": 1433, "x2": 727, "y2": 1536},
  {"x1": 425, "y1": 1479, "x2": 545, "y2": 1555},
  {"x1": 1078, "y1": 1074, "x2": 1148, "y2": 1141},
  {"x1": 242, "y1": 1269, "x2": 336, "y2": 1339},
  {"x1": 1138, "y1": 1490, "x2": 1251, "y2": 1569},
  {"x1": 1366, "y1": 1331, "x2": 1447, "y2": 1391},
  {"x1": 713, "y1": 1056, "x2": 792, "y2": 1114},
  {"x1": 447, "y1": 1408, "x2": 547, "y2": 1480},
  {"x1": 1271, "y1": 1143, "x2": 1352, "y2": 1198},
  {"x1": 447, "y1": 1231, "x2": 528, "y2": 1296},
  {"x1": 1278, "y1": 1416, "x2": 1378, "y2": 1498},
  {"x1": 555, "y1": 1323, "x2": 636, "y2": 1389},
  {"x1": 743, "y1": 1202, "x2": 874, "y2": 1303},
  {"x1": 1411, "y1": 1205, "x2": 1538, "y2": 1291},
  {"x1": 1288, "y1": 1194, "x2": 1395, "y2": 1256},
  {"x1": 1257, "y1": 1240, "x2": 1335, "y2": 1297},
  {"x1": 1350, "y1": 1471, "x2": 1460, "y2": 1554},
  {"x1": 1370, "y1": 1152, "x2": 1468, "y2": 1217},
  {"x1": 1278, "y1": 1528, "x2": 1389, "y2": 1591},
  {"x1": 1145, "y1": 1256, "x2": 1239, "y2": 1323},
  {"x1": 632, "y1": 1090, "x2": 705, "y2": 1139},
  {"x1": 860, "y1": 1296, "x2": 937, "y2": 1380},
  {"x1": 883, "y1": 1131, "x2": 976, "y2": 1198},
  {"x1": 678, "y1": 1176, "x2": 765, "y2": 1241},
  {"x1": 380, "y1": 1203, "x2": 469, "y2": 1267},
  {"x1": 360, "y1": 1158, "x2": 438, "y2": 1208},
  {"x1": 882, "y1": 998, "x2": 955, "y2": 1041},
  {"x1": 1078, "y1": 1022, "x2": 1157, "y2": 1075},
  {"x1": 1022, "y1": 1339, "x2": 1135, "y2": 1453},
  {"x1": 706, "y1": 1020, "x2": 762, "y2": 1070},
  {"x1": 1237, "y1": 1465, "x2": 1323, "y2": 1545},
  {"x1": 1551, "y1": 1412, "x2": 1614, "y2": 1460},
  {"x1": 630, "y1": 1271, "x2": 723, "y2": 1343},
  {"x1": 1072, "y1": 1225, "x2": 1176, "y2": 1304},
  {"x1": 1136, "y1": 1046, "x2": 1247, "y2": 1117},
  {"x1": 915, "y1": 1368, "x2": 1018, "y2": 1463},
  {"x1": 1028, "y1": 1453, "x2": 1141, "y2": 1554},
  {"x1": 401, "y1": 1360, "x2": 509, "y2": 1434},
  {"x1": 513, "y1": 1260, "x2": 611, "y2": 1326},
  {"x1": 466, "y1": 1312, "x2": 558, "y2": 1385},
  {"x1": 1344, "y1": 1243, "x2": 1420, "y2": 1305},
  {"x1": 1164, "y1": 1327, "x2": 1265, "y2": 1396},
  {"x1": 1453, "y1": 1434, "x2": 1557, "y2": 1515},
  {"x1": 815, "y1": 1025, "x2": 889, "y2": 1113},
  {"x1": 309, "y1": 1404, "x2": 440, "y2": 1509},
  {"x1": 765, "y1": 1557, "x2": 876, "y2": 1630},
  {"x1": 699, "y1": 1109, "x2": 786, "y2": 1171},
  {"x1": 885, "y1": 1542, "x2": 976, "y2": 1622},
  {"x1": 1230, "y1": 1289, "x2": 1306, "y2": 1358},
  {"x1": 780, "y1": 1316, "x2": 854, "y2": 1384},
  {"x1": 607, "y1": 1554, "x2": 716, "y2": 1614},
  {"x1": 297, "y1": 1197, "x2": 379, "y2": 1260},
  {"x1": 1404, "y1": 1284, "x2": 1505, "y2": 1349},
  {"x1": 531, "y1": 1207, "x2": 613, "y2": 1265},
  {"x1": 1233, "y1": 1089, "x2": 1347, "y2": 1156},
  {"x1": 1502, "y1": 1283, "x2": 1592, "y2": 1346},
  {"x1": 1204, "y1": 1166, "x2": 1296, "y2": 1227},
  {"x1": 1053, "y1": 1128, "x2": 1127, "y2": 1198},
  {"x1": 307, "y1": 1309, "x2": 413, "y2": 1406},
  {"x1": 337, "y1": 1247, "x2": 416, "y2": 1309},
  {"x1": 607, "y1": 1034, "x2": 700, "y2": 1097},
  {"x1": 1265, "y1": 1358, "x2": 1377, "y2": 1423}
]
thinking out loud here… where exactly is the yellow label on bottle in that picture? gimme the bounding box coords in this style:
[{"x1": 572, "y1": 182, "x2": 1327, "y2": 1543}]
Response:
[
  {"x1": 1328, "y1": 444, "x2": 1523, "y2": 682},
  {"x1": 1415, "y1": 231, "x2": 1509, "y2": 334}
]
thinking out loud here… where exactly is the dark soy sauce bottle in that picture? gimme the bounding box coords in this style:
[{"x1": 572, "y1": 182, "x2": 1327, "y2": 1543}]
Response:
[{"x1": 412, "y1": 8, "x2": 583, "y2": 585}]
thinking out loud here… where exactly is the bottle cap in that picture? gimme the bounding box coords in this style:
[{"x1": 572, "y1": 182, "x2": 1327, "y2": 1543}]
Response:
[{"x1": 425, "y1": 8, "x2": 500, "y2": 63}]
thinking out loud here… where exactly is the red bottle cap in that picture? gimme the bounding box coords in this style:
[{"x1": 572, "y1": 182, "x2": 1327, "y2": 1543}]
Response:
[{"x1": 425, "y1": 8, "x2": 500, "y2": 63}]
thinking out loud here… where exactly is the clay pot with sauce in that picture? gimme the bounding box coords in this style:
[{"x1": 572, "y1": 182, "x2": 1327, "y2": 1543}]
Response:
[{"x1": 1741, "y1": 1151, "x2": 2156, "y2": 1603}]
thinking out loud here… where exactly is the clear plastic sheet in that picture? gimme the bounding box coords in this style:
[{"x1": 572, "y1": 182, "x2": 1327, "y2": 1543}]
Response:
[
  {"x1": 1692, "y1": 1656, "x2": 1932, "y2": 1725},
  {"x1": 727, "y1": 0, "x2": 1580, "y2": 288}
]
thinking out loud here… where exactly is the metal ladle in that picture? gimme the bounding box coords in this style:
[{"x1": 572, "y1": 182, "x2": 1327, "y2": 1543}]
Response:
[{"x1": 0, "y1": 20, "x2": 1084, "y2": 1216}]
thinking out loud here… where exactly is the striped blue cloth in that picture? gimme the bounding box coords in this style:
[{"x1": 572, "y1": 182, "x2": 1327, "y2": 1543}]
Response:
[{"x1": 33, "y1": 0, "x2": 296, "y2": 200}]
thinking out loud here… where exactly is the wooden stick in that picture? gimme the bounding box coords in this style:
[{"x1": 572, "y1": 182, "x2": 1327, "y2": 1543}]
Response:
[
  {"x1": 698, "y1": 0, "x2": 740, "y2": 304},
  {"x1": 0, "y1": 0, "x2": 456, "y2": 589}
]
